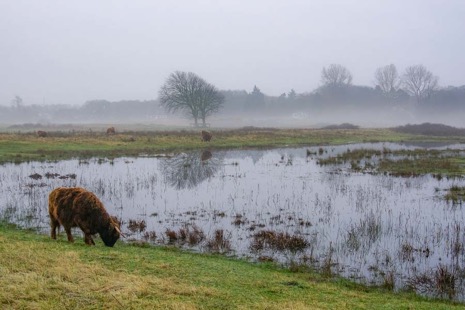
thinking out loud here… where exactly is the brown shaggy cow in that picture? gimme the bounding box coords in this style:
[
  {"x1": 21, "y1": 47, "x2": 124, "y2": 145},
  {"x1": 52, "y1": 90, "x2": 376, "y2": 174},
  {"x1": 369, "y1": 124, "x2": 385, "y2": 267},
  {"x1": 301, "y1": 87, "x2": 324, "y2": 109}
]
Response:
[
  {"x1": 48, "y1": 187, "x2": 122, "y2": 247},
  {"x1": 201, "y1": 130, "x2": 212, "y2": 142},
  {"x1": 37, "y1": 130, "x2": 47, "y2": 137},
  {"x1": 106, "y1": 127, "x2": 116, "y2": 135}
]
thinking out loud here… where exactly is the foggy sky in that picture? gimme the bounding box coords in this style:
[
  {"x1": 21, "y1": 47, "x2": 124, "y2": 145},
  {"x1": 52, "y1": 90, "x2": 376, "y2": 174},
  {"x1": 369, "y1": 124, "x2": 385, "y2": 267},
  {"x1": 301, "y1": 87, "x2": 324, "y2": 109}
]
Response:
[{"x1": 1, "y1": 0, "x2": 464, "y2": 106}]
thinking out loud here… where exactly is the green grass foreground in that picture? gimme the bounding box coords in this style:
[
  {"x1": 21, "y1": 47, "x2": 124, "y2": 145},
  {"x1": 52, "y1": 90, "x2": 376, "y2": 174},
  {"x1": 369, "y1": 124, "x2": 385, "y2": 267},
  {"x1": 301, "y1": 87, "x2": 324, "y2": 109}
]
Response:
[
  {"x1": 1, "y1": 127, "x2": 463, "y2": 164},
  {"x1": 0, "y1": 224, "x2": 462, "y2": 309}
]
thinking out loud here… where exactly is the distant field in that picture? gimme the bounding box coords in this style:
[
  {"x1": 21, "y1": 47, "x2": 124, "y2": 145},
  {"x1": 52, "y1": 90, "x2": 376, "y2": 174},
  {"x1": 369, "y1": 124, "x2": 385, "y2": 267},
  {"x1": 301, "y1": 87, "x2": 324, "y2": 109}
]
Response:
[{"x1": 2, "y1": 125, "x2": 465, "y2": 164}]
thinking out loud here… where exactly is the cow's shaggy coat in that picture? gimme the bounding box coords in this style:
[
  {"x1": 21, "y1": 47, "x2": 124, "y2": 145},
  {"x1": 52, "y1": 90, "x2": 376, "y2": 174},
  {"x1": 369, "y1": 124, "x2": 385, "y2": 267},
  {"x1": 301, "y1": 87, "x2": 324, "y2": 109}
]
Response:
[{"x1": 48, "y1": 187, "x2": 121, "y2": 247}]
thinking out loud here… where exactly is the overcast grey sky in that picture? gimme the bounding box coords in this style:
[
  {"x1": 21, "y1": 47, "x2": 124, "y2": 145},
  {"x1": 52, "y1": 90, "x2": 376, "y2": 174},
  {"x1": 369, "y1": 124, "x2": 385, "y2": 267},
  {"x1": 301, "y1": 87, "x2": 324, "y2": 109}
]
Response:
[{"x1": 1, "y1": 0, "x2": 464, "y2": 106}]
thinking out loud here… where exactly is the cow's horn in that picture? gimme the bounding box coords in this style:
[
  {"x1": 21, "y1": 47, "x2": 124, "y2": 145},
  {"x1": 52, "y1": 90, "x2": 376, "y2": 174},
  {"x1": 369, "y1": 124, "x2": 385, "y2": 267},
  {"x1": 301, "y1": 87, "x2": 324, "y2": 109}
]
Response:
[{"x1": 114, "y1": 226, "x2": 125, "y2": 238}]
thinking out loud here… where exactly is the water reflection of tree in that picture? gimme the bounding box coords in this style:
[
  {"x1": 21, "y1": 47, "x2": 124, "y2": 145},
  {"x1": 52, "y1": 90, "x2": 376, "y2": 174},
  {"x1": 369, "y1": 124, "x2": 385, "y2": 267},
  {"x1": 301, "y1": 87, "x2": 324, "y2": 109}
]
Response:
[{"x1": 160, "y1": 150, "x2": 223, "y2": 189}]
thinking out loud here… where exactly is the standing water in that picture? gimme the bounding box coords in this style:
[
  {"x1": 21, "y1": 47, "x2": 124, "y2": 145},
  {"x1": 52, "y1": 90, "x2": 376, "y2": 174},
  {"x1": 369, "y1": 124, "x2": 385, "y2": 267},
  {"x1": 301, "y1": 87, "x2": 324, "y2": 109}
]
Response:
[{"x1": 1, "y1": 142, "x2": 465, "y2": 300}]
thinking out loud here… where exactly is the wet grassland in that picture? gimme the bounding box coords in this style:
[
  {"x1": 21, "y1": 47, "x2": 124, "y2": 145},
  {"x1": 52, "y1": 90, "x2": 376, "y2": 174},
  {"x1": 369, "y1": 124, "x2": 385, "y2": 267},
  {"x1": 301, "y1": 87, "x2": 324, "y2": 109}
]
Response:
[
  {"x1": 2, "y1": 126, "x2": 465, "y2": 306},
  {"x1": 1, "y1": 127, "x2": 463, "y2": 163}
]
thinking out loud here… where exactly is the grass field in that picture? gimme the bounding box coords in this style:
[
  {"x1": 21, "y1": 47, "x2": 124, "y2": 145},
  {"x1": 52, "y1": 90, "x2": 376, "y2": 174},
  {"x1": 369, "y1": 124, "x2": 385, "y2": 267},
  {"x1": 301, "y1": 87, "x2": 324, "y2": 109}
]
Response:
[
  {"x1": 1, "y1": 223, "x2": 462, "y2": 309},
  {"x1": 1, "y1": 127, "x2": 463, "y2": 164}
]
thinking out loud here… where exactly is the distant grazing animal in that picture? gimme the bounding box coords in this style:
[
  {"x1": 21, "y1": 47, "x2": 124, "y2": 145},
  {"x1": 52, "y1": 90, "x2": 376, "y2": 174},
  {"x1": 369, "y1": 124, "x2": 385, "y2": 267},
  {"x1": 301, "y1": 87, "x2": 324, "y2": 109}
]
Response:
[
  {"x1": 48, "y1": 187, "x2": 122, "y2": 247},
  {"x1": 106, "y1": 127, "x2": 116, "y2": 135},
  {"x1": 201, "y1": 130, "x2": 212, "y2": 142},
  {"x1": 37, "y1": 130, "x2": 47, "y2": 137}
]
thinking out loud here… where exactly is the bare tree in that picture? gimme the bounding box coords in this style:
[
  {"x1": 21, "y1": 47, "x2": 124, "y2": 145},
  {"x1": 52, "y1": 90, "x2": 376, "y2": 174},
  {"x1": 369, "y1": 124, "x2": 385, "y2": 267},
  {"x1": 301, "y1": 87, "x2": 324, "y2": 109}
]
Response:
[
  {"x1": 11, "y1": 95, "x2": 23, "y2": 108},
  {"x1": 401, "y1": 65, "x2": 439, "y2": 104},
  {"x1": 374, "y1": 64, "x2": 400, "y2": 94},
  {"x1": 321, "y1": 64, "x2": 353, "y2": 87},
  {"x1": 198, "y1": 82, "x2": 224, "y2": 126},
  {"x1": 160, "y1": 151, "x2": 223, "y2": 189},
  {"x1": 159, "y1": 71, "x2": 224, "y2": 127}
]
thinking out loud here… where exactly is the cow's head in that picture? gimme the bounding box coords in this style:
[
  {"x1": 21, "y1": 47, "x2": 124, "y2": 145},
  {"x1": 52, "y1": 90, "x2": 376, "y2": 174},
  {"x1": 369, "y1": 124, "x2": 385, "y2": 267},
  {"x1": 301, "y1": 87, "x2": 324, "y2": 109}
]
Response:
[{"x1": 101, "y1": 216, "x2": 123, "y2": 247}]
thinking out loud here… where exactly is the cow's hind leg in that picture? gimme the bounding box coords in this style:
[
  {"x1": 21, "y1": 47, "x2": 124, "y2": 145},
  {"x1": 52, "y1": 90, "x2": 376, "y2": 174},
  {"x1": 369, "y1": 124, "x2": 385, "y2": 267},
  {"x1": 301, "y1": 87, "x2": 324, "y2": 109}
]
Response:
[
  {"x1": 64, "y1": 227, "x2": 74, "y2": 243},
  {"x1": 50, "y1": 218, "x2": 60, "y2": 239}
]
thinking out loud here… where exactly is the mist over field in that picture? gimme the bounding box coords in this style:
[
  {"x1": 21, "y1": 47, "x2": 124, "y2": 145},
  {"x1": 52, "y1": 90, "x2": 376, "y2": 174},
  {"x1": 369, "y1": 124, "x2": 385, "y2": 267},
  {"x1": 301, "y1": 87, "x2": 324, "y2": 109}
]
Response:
[{"x1": 1, "y1": 1, "x2": 464, "y2": 128}]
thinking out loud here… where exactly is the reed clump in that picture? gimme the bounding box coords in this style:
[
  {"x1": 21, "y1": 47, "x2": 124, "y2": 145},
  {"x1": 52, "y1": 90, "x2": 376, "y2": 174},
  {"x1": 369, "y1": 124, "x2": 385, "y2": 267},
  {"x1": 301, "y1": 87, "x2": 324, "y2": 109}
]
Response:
[{"x1": 251, "y1": 230, "x2": 309, "y2": 253}]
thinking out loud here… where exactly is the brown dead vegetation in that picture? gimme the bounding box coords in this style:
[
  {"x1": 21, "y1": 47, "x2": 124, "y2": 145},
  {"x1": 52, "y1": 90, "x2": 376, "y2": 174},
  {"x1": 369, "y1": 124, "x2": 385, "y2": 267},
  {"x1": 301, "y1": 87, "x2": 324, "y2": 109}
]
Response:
[
  {"x1": 251, "y1": 230, "x2": 309, "y2": 253},
  {"x1": 392, "y1": 123, "x2": 465, "y2": 136}
]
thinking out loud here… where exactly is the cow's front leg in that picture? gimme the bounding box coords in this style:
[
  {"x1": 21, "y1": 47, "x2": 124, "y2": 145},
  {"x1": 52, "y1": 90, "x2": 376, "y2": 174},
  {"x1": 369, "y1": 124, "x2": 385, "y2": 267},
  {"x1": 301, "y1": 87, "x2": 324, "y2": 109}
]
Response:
[
  {"x1": 84, "y1": 233, "x2": 95, "y2": 245},
  {"x1": 64, "y1": 227, "x2": 74, "y2": 243}
]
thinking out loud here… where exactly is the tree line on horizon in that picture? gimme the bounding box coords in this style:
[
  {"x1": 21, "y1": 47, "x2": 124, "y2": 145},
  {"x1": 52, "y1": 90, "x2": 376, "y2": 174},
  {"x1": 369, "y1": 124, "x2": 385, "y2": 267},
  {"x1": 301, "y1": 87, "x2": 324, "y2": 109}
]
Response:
[{"x1": 2, "y1": 64, "x2": 465, "y2": 126}]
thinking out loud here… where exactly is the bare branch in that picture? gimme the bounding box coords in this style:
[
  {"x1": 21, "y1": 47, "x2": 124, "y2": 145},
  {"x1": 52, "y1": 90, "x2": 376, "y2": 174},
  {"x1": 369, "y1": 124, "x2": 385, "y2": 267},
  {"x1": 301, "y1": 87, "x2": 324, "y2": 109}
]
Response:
[
  {"x1": 374, "y1": 64, "x2": 400, "y2": 93},
  {"x1": 158, "y1": 71, "x2": 224, "y2": 126},
  {"x1": 401, "y1": 65, "x2": 439, "y2": 104},
  {"x1": 321, "y1": 64, "x2": 352, "y2": 87}
]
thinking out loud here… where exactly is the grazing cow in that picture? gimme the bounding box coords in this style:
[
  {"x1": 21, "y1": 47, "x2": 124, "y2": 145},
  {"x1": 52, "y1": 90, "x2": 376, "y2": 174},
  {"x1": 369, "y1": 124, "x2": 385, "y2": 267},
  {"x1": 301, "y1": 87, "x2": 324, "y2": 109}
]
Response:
[
  {"x1": 37, "y1": 130, "x2": 47, "y2": 137},
  {"x1": 201, "y1": 130, "x2": 212, "y2": 142},
  {"x1": 106, "y1": 127, "x2": 116, "y2": 135},
  {"x1": 48, "y1": 187, "x2": 122, "y2": 247}
]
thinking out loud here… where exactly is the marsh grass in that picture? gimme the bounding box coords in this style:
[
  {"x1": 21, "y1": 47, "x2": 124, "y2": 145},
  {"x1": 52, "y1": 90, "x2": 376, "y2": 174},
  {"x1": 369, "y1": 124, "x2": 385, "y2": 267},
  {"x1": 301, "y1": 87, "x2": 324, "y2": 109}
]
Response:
[
  {"x1": 408, "y1": 264, "x2": 458, "y2": 300},
  {"x1": 206, "y1": 229, "x2": 231, "y2": 253},
  {"x1": 435, "y1": 265, "x2": 457, "y2": 299},
  {"x1": 127, "y1": 219, "x2": 147, "y2": 233},
  {"x1": 317, "y1": 146, "x2": 465, "y2": 176},
  {"x1": 345, "y1": 212, "x2": 382, "y2": 252},
  {"x1": 383, "y1": 271, "x2": 396, "y2": 291},
  {"x1": 163, "y1": 225, "x2": 205, "y2": 247},
  {"x1": 251, "y1": 230, "x2": 309, "y2": 253},
  {"x1": 179, "y1": 224, "x2": 205, "y2": 246},
  {"x1": 379, "y1": 157, "x2": 462, "y2": 177},
  {"x1": 142, "y1": 231, "x2": 157, "y2": 242},
  {"x1": 445, "y1": 186, "x2": 465, "y2": 204},
  {"x1": 322, "y1": 243, "x2": 335, "y2": 279}
]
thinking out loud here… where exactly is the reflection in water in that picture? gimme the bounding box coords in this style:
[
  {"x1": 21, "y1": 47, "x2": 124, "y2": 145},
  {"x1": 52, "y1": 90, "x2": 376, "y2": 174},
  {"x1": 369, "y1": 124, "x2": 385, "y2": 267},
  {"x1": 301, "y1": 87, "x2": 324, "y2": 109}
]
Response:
[
  {"x1": 200, "y1": 150, "x2": 212, "y2": 161},
  {"x1": 160, "y1": 150, "x2": 222, "y2": 189}
]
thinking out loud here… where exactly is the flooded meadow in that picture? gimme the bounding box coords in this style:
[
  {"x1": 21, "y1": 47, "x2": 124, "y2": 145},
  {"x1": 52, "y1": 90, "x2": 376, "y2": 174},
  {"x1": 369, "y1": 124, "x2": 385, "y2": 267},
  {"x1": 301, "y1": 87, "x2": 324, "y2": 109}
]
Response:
[{"x1": 2, "y1": 142, "x2": 465, "y2": 300}]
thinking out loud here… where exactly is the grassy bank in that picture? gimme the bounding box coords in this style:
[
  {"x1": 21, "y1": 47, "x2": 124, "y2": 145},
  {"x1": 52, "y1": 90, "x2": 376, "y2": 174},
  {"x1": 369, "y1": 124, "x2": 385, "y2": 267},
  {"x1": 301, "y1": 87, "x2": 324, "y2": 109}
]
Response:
[
  {"x1": 1, "y1": 127, "x2": 463, "y2": 164},
  {"x1": 0, "y1": 223, "x2": 461, "y2": 309}
]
